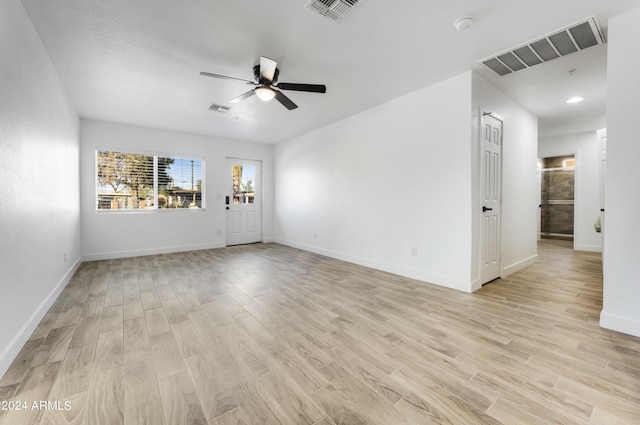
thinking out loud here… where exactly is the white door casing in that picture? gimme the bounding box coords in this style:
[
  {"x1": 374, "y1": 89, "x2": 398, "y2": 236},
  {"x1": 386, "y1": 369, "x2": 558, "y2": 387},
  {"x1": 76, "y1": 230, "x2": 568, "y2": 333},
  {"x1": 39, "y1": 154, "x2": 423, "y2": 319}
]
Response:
[
  {"x1": 537, "y1": 158, "x2": 542, "y2": 241},
  {"x1": 480, "y1": 113, "x2": 503, "y2": 284},
  {"x1": 226, "y1": 158, "x2": 262, "y2": 246},
  {"x1": 599, "y1": 132, "x2": 606, "y2": 265}
]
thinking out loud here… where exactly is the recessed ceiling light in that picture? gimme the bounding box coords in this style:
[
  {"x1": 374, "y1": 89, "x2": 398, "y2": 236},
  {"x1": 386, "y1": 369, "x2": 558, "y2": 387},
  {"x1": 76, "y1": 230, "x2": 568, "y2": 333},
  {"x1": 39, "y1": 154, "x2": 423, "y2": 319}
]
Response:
[{"x1": 566, "y1": 96, "x2": 584, "y2": 104}]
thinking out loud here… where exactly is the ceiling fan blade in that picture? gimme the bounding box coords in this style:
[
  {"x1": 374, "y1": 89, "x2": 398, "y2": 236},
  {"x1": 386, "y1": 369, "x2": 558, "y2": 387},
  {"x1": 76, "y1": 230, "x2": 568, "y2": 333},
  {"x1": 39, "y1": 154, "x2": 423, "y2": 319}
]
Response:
[
  {"x1": 274, "y1": 90, "x2": 298, "y2": 110},
  {"x1": 200, "y1": 71, "x2": 255, "y2": 85},
  {"x1": 260, "y1": 56, "x2": 278, "y2": 82},
  {"x1": 230, "y1": 89, "x2": 256, "y2": 103},
  {"x1": 276, "y1": 82, "x2": 326, "y2": 93}
]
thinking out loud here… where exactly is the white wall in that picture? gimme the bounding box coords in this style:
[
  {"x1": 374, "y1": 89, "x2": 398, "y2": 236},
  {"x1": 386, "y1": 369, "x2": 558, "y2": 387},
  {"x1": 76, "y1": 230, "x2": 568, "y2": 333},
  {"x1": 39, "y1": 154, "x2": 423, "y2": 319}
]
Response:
[
  {"x1": 275, "y1": 73, "x2": 476, "y2": 291},
  {"x1": 80, "y1": 119, "x2": 274, "y2": 260},
  {"x1": 472, "y1": 74, "x2": 539, "y2": 287},
  {"x1": 539, "y1": 114, "x2": 607, "y2": 139},
  {"x1": 274, "y1": 72, "x2": 538, "y2": 293},
  {"x1": 600, "y1": 7, "x2": 640, "y2": 337},
  {"x1": 539, "y1": 132, "x2": 603, "y2": 252},
  {"x1": 0, "y1": 0, "x2": 80, "y2": 378}
]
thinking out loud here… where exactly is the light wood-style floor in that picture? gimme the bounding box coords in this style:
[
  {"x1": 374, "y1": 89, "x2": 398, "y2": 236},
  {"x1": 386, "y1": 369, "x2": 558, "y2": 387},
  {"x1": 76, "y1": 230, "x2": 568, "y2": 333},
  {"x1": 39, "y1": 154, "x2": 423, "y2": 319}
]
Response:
[{"x1": 1, "y1": 239, "x2": 639, "y2": 425}]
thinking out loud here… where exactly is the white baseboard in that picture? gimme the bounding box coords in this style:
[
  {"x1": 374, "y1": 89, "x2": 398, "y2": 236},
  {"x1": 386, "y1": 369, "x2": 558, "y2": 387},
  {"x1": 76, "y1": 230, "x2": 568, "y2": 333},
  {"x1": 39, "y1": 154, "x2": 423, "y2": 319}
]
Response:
[
  {"x1": 470, "y1": 278, "x2": 483, "y2": 292},
  {"x1": 0, "y1": 258, "x2": 82, "y2": 380},
  {"x1": 274, "y1": 238, "x2": 473, "y2": 293},
  {"x1": 600, "y1": 310, "x2": 640, "y2": 338},
  {"x1": 82, "y1": 242, "x2": 226, "y2": 262},
  {"x1": 574, "y1": 243, "x2": 603, "y2": 253},
  {"x1": 502, "y1": 254, "x2": 538, "y2": 277}
]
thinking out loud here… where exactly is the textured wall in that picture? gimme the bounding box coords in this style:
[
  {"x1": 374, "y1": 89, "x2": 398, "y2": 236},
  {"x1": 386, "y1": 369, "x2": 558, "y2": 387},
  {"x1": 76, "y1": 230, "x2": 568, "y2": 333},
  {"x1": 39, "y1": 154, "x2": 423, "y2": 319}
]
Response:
[
  {"x1": 601, "y1": 6, "x2": 640, "y2": 337},
  {"x1": 275, "y1": 73, "x2": 475, "y2": 291},
  {"x1": 0, "y1": 0, "x2": 80, "y2": 378},
  {"x1": 80, "y1": 119, "x2": 274, "y2": 260}
]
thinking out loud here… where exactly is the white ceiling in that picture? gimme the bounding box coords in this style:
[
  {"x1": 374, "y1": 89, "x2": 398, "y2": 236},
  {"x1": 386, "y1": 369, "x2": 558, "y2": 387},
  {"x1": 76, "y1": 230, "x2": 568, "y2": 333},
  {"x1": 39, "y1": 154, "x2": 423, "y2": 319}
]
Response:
[{"x1": 20, "y1": 0, "x2": 640, "y2": 144}]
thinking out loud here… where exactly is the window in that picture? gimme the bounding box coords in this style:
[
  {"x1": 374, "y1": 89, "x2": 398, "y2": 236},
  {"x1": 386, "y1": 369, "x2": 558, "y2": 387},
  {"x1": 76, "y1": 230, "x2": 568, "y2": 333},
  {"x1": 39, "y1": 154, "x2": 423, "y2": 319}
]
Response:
[{"x1": 96, "y1": 150, "x2": 204, "y2": 210}]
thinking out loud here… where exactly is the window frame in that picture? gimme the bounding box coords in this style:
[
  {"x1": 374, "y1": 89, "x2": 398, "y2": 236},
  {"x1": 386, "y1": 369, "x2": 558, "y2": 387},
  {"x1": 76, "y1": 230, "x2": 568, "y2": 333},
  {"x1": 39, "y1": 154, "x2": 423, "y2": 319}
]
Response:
[{"x1": 95, "y1": 147, "x2": 205, "y2": 213}]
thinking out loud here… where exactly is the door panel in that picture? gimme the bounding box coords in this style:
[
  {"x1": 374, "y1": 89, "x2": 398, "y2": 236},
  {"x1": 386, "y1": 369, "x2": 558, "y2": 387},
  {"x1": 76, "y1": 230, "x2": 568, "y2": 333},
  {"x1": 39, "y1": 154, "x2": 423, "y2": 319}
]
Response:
[
  {"x1": 226, "y1": 158, "x2": 262, "y2": 246},
  {"x1": 231, "y1": 211, "x2": 241, "y2": 233},
  {"x1": 247, "y1": 211, "x2": 256, "y2": 232},
  {"x1": 480, "y1": 114, "x2": 503, "y2": 284}
]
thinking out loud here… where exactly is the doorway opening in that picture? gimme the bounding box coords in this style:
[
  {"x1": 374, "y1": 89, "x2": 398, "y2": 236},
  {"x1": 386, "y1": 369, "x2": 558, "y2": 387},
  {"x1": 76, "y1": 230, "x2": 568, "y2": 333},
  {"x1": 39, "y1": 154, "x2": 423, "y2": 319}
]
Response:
[{"x1": 540, "y1": 155, "x2": 575, "y2": 241}]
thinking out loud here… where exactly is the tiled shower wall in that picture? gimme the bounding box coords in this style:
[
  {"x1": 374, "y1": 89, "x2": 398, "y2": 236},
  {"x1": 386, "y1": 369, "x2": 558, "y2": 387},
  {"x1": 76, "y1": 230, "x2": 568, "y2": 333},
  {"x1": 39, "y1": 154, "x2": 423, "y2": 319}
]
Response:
[{"x1": 541, "y1": 156, "x2": 575, "y2": 237}]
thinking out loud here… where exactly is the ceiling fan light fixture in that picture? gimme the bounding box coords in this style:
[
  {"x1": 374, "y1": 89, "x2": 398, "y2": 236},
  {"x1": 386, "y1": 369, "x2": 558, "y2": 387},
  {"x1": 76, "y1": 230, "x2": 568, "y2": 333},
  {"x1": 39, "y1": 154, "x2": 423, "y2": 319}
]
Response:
[
  {"x1": 201, "y1": 56, "x2": 325, "y2": 110},
  {"x1": 255, "y1": 86, "x2": 276, "y2": 102}
]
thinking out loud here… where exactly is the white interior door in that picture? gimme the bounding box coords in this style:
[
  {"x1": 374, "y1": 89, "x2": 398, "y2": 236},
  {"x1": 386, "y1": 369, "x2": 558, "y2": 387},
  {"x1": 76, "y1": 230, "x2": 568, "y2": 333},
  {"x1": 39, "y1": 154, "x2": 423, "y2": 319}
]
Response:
[
  {"x1": 480, "y1": 113, "x2": 503, "y2": 284},
  {"x1": 226, "y1": 158, "x2": 262, "y2": 246}
]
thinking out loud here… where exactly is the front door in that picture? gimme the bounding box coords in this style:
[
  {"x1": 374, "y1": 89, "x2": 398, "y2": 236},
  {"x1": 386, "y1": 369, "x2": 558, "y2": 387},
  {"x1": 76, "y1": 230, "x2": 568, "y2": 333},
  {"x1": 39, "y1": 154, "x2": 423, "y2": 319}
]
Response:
[
  {"x1": 480, "y1": 113, "x2": 503, "y2": 284},
  {"x1": 226, "y1": 158, "x2": 262, "y2": 246}
]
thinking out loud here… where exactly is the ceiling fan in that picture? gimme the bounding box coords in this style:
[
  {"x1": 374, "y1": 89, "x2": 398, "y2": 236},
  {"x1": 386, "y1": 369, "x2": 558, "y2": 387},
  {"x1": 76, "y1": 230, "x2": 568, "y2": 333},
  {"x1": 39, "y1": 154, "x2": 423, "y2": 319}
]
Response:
[{"x1": 200, "y1": 56, "x2": 326, "y2": 110}]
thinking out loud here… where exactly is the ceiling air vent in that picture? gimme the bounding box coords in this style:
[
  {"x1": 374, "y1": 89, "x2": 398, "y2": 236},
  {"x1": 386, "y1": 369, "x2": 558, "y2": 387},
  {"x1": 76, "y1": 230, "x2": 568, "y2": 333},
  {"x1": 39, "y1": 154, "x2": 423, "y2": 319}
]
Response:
[
  {"x1": 209, "y1": 103, "x2": 230, "y2": 113},
  {"x1": 479, "y1": 17, "x2": 605, "y2": 76},
  {"x1": 306, "y1": 0, "x2": 361, "y2": 21}
]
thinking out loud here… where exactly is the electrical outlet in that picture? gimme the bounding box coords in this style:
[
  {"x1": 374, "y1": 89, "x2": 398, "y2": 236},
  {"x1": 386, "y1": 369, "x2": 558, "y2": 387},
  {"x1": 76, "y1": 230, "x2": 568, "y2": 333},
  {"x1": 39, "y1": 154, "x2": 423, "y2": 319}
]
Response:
[
  {"x1": 411, "y1": 247, "x2": 418, "y2": 256},
  {"x1": 64, "y1": 252, "x2": 67, "y2": 263},
  {"x1": 313, "y1": 232, "x2": 317, "y2": 239}
]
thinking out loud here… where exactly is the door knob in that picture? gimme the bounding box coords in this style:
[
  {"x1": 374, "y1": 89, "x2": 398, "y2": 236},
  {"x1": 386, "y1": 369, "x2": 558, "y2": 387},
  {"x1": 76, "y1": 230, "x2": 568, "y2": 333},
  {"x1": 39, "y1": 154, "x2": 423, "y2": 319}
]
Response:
[{"x1": 483, "y1": 206, "x2": 493, "y2": 212}]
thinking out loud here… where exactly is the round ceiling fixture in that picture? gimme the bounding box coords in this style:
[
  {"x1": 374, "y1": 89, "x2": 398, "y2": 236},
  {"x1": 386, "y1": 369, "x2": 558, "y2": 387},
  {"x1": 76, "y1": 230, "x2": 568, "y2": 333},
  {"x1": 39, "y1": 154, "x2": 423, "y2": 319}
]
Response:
[
  {"x1": 454, "y1": 17, "x2": 474, "y2": 31},
  {"x1": 255, "y1": 85, "x2": 276, "y2": 102},
  {"x1": 566, "y1": 96, "x2": 584, "y2": 104}
]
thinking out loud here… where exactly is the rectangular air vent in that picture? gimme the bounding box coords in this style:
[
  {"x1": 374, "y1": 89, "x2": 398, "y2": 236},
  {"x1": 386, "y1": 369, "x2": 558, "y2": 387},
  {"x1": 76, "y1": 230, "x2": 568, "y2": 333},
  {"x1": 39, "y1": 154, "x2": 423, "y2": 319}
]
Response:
[
  {"x1": 479, "y1": 17, "x2": 605, "y2": 76},
  {"x1": 306, "y1": 0, "x2": 361, "y2": 21},
  {"x1": 209, "y1": 103, "x2": 230, "y2": 113}
]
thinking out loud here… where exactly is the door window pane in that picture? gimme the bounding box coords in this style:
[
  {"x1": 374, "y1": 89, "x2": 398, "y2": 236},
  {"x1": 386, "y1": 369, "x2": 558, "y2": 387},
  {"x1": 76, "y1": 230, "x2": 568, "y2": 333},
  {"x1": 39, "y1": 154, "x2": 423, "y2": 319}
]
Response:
[{"x1": 232, "y1": 164, "x2": 255, "y2": 204}]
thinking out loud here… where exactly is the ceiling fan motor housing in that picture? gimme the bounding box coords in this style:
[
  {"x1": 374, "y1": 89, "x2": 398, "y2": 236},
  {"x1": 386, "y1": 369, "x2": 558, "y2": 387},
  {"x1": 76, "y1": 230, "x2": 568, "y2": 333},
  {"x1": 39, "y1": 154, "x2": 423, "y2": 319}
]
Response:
[{"x1": 253, "y1": 65, "x2": 279, "y2": 84}]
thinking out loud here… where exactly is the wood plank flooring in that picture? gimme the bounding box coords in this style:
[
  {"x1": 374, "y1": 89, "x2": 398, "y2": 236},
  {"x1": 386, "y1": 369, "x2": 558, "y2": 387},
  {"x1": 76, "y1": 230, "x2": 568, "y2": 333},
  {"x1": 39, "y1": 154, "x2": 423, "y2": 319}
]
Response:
[{"x1": 1, "y1": 239, "x2": 640, "y2": 424}]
